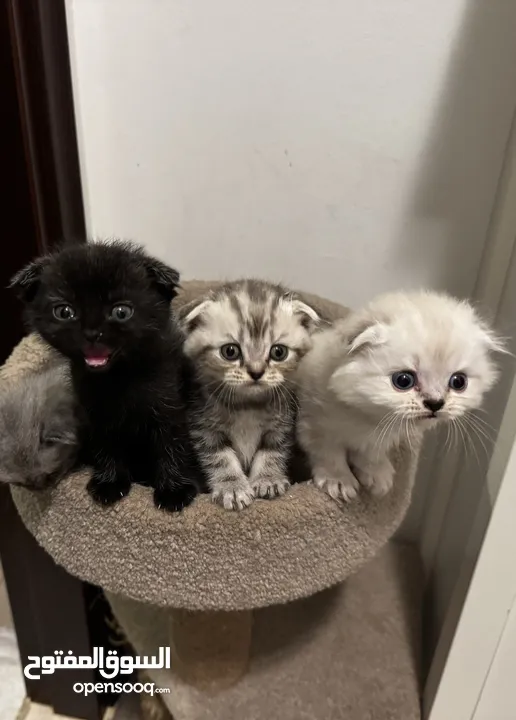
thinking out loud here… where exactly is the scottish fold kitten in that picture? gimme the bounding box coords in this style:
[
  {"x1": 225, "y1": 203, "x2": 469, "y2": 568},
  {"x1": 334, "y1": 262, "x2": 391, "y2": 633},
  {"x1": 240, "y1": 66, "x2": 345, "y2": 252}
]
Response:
[
  {"x1": 180, "y1": 280, "x2": 319, "y2": 510},
  {"x1": 11, "y1": 240, "x2": 205, "y2": 511},
  {"x1": 0, "y1": 365, "x2": 78, "y2": 489},
  {"x1": 297, "y1": 291, "x2": 503, "y2": 501}
]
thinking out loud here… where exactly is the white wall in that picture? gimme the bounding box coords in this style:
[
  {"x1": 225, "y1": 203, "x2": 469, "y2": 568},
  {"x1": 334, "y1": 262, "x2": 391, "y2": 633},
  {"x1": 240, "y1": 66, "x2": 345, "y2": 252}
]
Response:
[
  {"x1": 422, "y1": 120, "x2": 516, "y2": 713},
  {"x1": 66, "y1": 0, "x2": 516, "y2": 311},
  {"x1": 424, "y1": 365, "x2": 516, "y2": 719},
  {"x1": 473, "y1": 602, "x2": 516, "y2": 720},
  {"x1": 66, "y1": 0, "x2": 516, "y2": 698}
]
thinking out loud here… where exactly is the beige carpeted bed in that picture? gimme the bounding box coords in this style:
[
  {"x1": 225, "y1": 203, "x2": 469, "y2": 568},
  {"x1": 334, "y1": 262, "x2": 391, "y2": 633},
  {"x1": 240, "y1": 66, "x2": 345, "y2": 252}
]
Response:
[{"x1": 1, "y1": 281, "x2": 422, "y2": 720}]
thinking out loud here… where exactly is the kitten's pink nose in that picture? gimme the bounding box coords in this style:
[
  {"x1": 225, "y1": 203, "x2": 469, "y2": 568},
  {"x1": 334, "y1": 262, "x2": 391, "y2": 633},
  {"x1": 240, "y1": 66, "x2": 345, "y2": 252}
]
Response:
[{"x1": 424, "y1": 398, "x2": 444, "y2": 413}]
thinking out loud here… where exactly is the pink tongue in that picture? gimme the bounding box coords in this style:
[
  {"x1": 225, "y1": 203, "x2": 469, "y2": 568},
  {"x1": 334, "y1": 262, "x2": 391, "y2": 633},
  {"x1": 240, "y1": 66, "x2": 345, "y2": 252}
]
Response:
[
  {"x1": 84, "y1": 350, "x2": 110, "y2": 367},
  {"x1": 85, "y1": 357, "x2": 109, "y2": 367}
]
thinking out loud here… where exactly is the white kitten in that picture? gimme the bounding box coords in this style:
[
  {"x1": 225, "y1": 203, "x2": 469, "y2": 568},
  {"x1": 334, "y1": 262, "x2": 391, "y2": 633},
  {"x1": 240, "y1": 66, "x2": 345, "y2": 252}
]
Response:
[{"x1": 296, "y1": 291, "x2": 503, "y2": 502}]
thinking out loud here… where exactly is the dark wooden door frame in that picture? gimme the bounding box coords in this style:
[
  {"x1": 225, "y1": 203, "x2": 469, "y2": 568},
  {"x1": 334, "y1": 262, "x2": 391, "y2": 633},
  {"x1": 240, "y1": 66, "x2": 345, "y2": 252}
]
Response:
[
  {"x1": 7, "y1": 0, "x2": 86, "y2": 251},
  {"x1": 1, "y1": 1, "x2": 102, "y2": 718},
  {"x1": 0, "y1": 492, "x2": 102, "y2": 720}
]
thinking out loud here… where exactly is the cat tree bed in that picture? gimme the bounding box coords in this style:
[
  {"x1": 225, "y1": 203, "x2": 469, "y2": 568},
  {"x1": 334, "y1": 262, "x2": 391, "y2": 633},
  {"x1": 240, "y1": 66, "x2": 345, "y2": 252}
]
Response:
[{"x1": 2, "y1": 284, "x2": 422, "y2": 720}]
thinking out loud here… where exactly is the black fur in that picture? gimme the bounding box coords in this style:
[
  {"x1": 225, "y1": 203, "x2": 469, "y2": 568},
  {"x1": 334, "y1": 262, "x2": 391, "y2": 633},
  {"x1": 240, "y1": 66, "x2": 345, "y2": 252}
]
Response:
[{"x1": 11, "y1": 240, "x2": 205, "y2": 511}]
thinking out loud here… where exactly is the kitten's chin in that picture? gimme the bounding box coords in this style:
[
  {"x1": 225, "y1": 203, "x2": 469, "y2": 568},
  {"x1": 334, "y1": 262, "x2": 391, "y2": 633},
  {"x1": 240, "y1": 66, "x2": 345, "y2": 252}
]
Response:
[
  {"x1": 420, "y1": 415, "x2": 440, "y2": 425},
  {"x1": 245, "y1": 381, "x2": 279, "y2": 394},
  {"x1": 228, "y1": 382, "x2": 276, "y2": 404},
  {"x1": 236, "y1": 384, "x2": 269, "y2": 396},
  {"x1": 416, "y1": 413, "x2": 446, "y2": 428}
]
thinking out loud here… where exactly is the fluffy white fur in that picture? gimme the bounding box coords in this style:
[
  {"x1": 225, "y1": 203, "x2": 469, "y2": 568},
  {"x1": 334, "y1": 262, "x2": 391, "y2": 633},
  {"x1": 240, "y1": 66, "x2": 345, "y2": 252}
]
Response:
[{"x1": 296, "y1": 291, "x2": 503, "y2": 502}]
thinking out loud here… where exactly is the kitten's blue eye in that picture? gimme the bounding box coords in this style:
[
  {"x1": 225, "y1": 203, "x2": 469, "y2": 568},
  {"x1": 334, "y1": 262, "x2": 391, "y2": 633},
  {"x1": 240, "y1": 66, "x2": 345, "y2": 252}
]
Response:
[
  {"x1": 269, "y1": 344, "x2": 289, "y2": 362},
  {"x1": 110, "y1": 304, "x2": 134, "y2": 322},
  {"x1": 220, "y1": 344, "x2": 241, "y2": 361},
  {"x1": 392, "y1": 370, "x2": 416, "y2": 391},
  {"x1": 53, "y1": 304, "x2": 76, "y2": 321},
  {"x1": 449, "y1": 372, "x2": 468, "y2": 392}
]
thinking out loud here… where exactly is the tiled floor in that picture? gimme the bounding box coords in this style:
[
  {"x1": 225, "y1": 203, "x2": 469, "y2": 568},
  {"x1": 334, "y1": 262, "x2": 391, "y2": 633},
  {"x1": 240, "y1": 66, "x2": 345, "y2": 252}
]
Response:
[{"x1": 0, "y1": 562, "x2": 25, "y2": 720}]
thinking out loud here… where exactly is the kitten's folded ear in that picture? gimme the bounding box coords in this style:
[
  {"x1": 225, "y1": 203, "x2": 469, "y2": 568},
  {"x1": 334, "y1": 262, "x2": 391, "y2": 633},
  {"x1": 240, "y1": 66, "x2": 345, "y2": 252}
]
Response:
[
  {"x1": 143, "y1": 257, "x2": 181, "y2": 301},
  {"x1": 345, "y1": 314, "x2": 388, "y2": 353},
  {"x1": 9, "y1": 256, "x2": 51, "y2": 302},
  {"x1": 177, "y1": 297, "x2": 213, "y2": 334},
  {"x1": 283, "y1": 295, "x2": 320, "y2": 333}
]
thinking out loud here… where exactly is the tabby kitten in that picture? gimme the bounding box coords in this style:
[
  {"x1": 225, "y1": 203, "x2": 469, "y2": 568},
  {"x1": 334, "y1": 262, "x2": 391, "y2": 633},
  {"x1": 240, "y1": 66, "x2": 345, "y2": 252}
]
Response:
[{"x1": 180, "y1": 280, "x2": 319, "y2": 510}]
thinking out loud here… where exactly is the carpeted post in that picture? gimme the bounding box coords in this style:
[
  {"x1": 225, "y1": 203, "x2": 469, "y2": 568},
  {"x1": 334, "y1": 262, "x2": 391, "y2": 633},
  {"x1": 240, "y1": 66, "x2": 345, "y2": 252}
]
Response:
[{"x1": 169, "y1": 609, "x2": 252, "y2": 691}]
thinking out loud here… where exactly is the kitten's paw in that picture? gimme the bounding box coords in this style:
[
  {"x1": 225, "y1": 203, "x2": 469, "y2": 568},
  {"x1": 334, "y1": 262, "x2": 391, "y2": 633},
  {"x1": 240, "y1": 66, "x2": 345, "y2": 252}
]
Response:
[
  {"x1": 354, "y1": 467, "x2": 394, "y2": 497},
  {"x1": 154, "y1": 484, "x2": 197, "y2": 512},
  {"x1": 313, "y1": 473, "x2": 360, "y2": 502},
  {"x1": 370, "y1": 470, "x2": 394, "y2": 497},
  {"x1": 87, "y1": 474, "x2": 131, "y2": 506},
  {"x1": 251, "y1": 475, "x2": 290, "y2": 499},
  {"x1": 212, "y1": 480, "x2": 254, "y2": 511}
]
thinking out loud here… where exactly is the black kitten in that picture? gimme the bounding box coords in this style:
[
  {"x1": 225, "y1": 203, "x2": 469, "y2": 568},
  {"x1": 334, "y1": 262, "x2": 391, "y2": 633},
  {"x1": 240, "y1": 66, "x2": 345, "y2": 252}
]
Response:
[{"x1": 11, "y1": 240, "x2": 205, "y2": 511}]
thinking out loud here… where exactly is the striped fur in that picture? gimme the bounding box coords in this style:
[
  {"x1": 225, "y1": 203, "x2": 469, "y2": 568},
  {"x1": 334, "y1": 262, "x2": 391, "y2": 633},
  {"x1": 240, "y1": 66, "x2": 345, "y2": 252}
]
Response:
[{"x1": 180, "y1": 280, "x2": 319, "y2": 510}]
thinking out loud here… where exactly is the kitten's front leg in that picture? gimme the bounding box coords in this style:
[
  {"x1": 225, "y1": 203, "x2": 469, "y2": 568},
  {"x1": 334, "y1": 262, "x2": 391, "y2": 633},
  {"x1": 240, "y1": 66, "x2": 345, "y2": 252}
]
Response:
[
  {"x1": 87, "y1": 454, "x2": 132, "y2": 506},
  {"x1": 153, "y1": 445, "x2": 199, "y2": 513},
  {"x1": 195, "y1": 432, "x2": 254, "y2": 511},
  {"x1": 209, "y1": 449, "x2": 254, "y2": 511},
  {"x1": 308, "y1": 441, "x2": 360, "y2": 502},
  {"x1": 349, "y1": 449, "x2": 394, "y2": 498},
  {"x1": 249, "y1": 430, "x2": 291, "y2": 500}
]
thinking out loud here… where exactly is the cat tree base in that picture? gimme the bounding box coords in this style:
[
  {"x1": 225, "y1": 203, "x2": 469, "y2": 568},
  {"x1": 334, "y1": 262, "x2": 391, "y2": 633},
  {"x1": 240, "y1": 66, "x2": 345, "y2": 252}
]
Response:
[{"x1": 110, "y1": 543, "x2": 421, "y2": 720}]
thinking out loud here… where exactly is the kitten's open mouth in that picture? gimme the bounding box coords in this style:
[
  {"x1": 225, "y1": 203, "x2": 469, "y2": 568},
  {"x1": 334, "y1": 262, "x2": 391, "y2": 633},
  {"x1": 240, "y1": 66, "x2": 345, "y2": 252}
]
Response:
[{"x1": 83, "y1": 348, "x2": 114, "y2": 369}]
